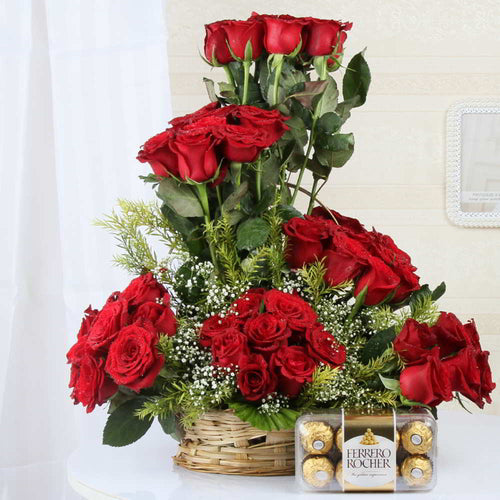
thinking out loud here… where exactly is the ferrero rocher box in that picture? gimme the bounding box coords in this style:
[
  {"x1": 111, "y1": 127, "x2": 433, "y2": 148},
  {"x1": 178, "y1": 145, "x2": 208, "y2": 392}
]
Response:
[{"x1": 295, "y1": 408, "x2": 437, "y2": 492}]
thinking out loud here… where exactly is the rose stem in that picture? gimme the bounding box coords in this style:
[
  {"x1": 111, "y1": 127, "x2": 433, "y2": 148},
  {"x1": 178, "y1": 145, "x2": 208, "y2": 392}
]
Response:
[
  {"x1": 255, "y1": 156, "x2": 262, "y2": 201},
  {"x1": 272, "y1": 55, "x2": 284, "y2": 107},
  {"x1": 195, "y1": 183, "x2": 218, "y2": 268},
  {"x1": 242, "y1": 60, "x2": 251, "y2": 105}
]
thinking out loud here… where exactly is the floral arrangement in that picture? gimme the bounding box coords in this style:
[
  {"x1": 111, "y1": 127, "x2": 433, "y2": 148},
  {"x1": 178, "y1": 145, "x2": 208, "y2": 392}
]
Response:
[{"x1": 67, "y1": 13, "x2": 495, "y2": 447}]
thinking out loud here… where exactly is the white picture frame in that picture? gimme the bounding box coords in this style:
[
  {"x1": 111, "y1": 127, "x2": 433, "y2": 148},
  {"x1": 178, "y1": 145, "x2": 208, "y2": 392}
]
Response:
[{"x1": 446, "y1": 99, "x2": 500, "y2": 227}]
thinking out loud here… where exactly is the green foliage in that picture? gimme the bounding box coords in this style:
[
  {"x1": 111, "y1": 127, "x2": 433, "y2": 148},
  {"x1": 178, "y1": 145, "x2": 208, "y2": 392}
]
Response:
[
  {"x1": 342, "y1": 51, "x2": 371, "y2": 108},
  {"x1": 103, "y1": 398, "x2": 154, "y2": 447},
  {"x1": 299, "y1": 261, "x2": 352, "y2": 306},
  {"x1": 360, "y1": 327, "x2": 396, "y2": 363},
  {"x1": 354, "y1": 347, "x2": 402, "y2": 382},
  {"x1": 229, "y1": 402, "x2": 299, "y2": 431},
  {"x1": 236, "y1": 217, "x2": 271, "y2": 251},
  {"x1": 296, "y1": 365, "x2": 341, "y2": 410},
  {"x1": 157, "y1": 178, "x2": 203, "y2": 217},
  {"x1": 95, "y1": 199, "x2": 186, "y2": 277}
]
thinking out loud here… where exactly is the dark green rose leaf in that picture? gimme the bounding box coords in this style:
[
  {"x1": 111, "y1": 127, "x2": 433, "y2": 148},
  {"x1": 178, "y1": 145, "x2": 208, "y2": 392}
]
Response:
[
  {"x1": 236, "y1": 217, "x2": 271, "y2": 251},
  {"x1": 103, "y1": 398, "x2": 153, "y2": 447},
  {"x1": 158, "y1": 413, "x2": 182, "y2": 442},
  {"x1": 317, "y1": 112, "x2": 342, "y2": 135},
  {"x1": 157, "y1": 178, "x2": 203, "y2": 218},
  {"x1": 277, "y1": 204, "x2": 303, "y2": 222},
  {"x1": 431, "y1": 282, "x2": 446, "y2": 301},
  {"x1": 360, "y1": 327, "x2": 397, "y2": 363},
  {"x1": 379, "y1": 374, "x2": 401, "y2": 393},
  {"x1": 315, "y1": 133, "x2": 354, "y2": 169},
  {"x1": 222, "y1": 181, "x2": 248, "y2": 213},
  {"x1": 343, "y1": 51, "x2": 371, "y2": 108},
  {"x1": 313, "y1": 77, "x2": 339, "y2": 117},
  {"x1": 203, "y1": 77, "x2": 218, "y2": 103}
]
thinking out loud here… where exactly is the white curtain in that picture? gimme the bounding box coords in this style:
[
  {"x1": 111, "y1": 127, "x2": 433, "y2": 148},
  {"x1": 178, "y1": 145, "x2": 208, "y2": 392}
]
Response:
[{"x1": 0, "y1": 1, "x2": 171, "y2": 498}]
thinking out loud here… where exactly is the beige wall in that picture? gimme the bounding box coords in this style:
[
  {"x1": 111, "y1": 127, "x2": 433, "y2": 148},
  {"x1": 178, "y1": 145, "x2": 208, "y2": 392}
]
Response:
[{"x1": 166, "y1": 0, "x2": 500, "y2": 414}]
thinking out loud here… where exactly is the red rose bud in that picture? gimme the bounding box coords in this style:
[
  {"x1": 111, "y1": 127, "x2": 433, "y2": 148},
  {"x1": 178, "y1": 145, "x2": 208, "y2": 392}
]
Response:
[
  {"x1": 304, "y1": 19, "x2": 352, "y2": 56},
  {"x1": 255, "y1": 13, "x2": 307, "y2": 54},
  {"x1": 432, "y1": 312, "x2": 474, "y2": 357},
  {"x1": 133, "y1": 301, "x2": 177, "y2": 337},
  {"x1": 393, "y1": 318, "x2": 438, "y2": 365},
  {"x1": 283, "y1": 216, "x2": 331, "y2": 269},
  {"x1": 105, "y1": 321, "x2": 164, "y2": 392},
  {"x1": 214, "y1": 124, "x2": 263, "y2": 163},
  {"x1": 211, "y1": 328, "x2": 249, "y2": 368},
  {"x1": 86, "y1": 299, "x2": 129, "y2": 352},
  {"x1": 230, "y1": 288, "x2": 266, "y2": 320},
  {"x1": 237, "y1": 353, "x2": 277, "y2": 401},
  {"x1": 244, "y1": 313, "x2": 291, "y2": 354},
  {"x1": 271, "y1": 345, "x2": 316, "y2": 397},
  {"x1": 222, "y1": 19, "x2": 264, "y2": 60},
  {"x1": 305, "y1": 323, "x2": 346, "y2": 367},
  {"x1": 199, "y1": 314, "x2": 242, "y2": 347},
  {"x1": 137, "y1": 129, "x2": 180, "y2": 178},
  {"x1": 322, "y1": 248, "x2": 365, "y2": 287},
  {"x1": 234, "y1": 105, "x2": 289, "y2": 143},
  {"x1": 170, "y1": 129, "x2": 219, "y2": 182},
  {"x1": 69, "y1": 354, "x2": 117, "y2": 413},
  {"x1": 122, "y1": 272, "x2": 167, "y2": 307},
  {"x1": 355, "y1": 256, "x2": 400, "y2": 306},
  {"x1": 204, "y1": 21, "x2": 233, "y2": 65},
  {"x1": 264, "y1": 289, "x2": 317, "y2": 332},
  {"x1": 399, "y1": 347, "x2": 453, "y2": 407}
]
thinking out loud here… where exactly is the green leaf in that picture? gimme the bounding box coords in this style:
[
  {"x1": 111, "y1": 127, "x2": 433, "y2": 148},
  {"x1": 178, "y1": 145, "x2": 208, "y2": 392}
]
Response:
[
  {"x1": 360, "y1": 327, "x2": 397, "y2": 363},
  {"x1": 317, "y1": 112, "x2": 342, "y2": 135},
  {"x1": 229, "y1": 402, "x2": 299, "y2": 431},
  {"x1": 236, "y1": 217, "x2": 271, "y2": 251},
  {"x1": 313, "y1": 77, "x2": 339, "y2": 117},
  {"x1": 160, "y1": 204, "x2": 204, "y2": 256},
  {"x1": 409, "y1": 284, "x2": 431, "y2": 314},
  {"x1": 222, "y1": 181, "x2": 248, "y2": 213},
  {"x1": 305, "y1": 156, "x2": 331, "y2": 180},
  {"x1": 399, "y1": 394, "x2": 432, "y2": 411},
  {"x1": 103, "y1": 398, "x2": 153, "y2": 447},
  {"x1": 288, "y1": 80, "x2": 328, "y2": 109},
  {"x1": 315, "y1": 133, "x2": 354, "y2": 169},
  {"x1": 343, "y1": 51, "x2": 371, "y2": 108},
  {"x1": 277, "y1": 204, "x2": 302, "y2": 222},
  {"x1": 158, "y1": 413, "x2": 182, "y2": 441},
  {"x1": 261, "y1": 154, "x2": 280, "y2": 187},
  {"x1": 379, "y1": 374, "x2": 401, "y2": 392},
  {"x1": 348, "y1": 284, "x2": 368, "y2": 320},
  {"x1": 203, "y1": 77, "x2": 218, "y2": 103},
  {"x1": 431, "y1": 281, "x2": 446, "y2": 301},
  {"x1": 157, "y1": 178, "x2": 203, "y2": 218},
  {"x1": 290, "y1": 99, "x2": 312, "y2": 128}
]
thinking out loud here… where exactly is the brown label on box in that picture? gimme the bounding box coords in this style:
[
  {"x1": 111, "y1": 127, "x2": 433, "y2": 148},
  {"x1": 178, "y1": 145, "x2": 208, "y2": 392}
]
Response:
[{"x1": 342, "y1": 409, "x2": 396, "y2": 492}]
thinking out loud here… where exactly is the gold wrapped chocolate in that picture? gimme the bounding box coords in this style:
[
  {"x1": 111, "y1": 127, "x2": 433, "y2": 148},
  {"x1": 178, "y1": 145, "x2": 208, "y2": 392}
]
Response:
[
  {"x1": 401, "y1": 421, "x2": 433, "y2": 454},
  {"x1": 396, "y1": 464, "x2": 401, "y2": 477},
  {"x1": 300, "y1": 421, "x2": 334, "y2": 454},
  {"x1": 335, "y1": 461, "x2": 343, "y2": 486},
  {"x1": 401, "y1": 455, "x2": 433, "y2": 487},
  {"x1": 302, "y1": 456, "x2": 335, "y2": 488},
  {"x1": 335, "y1": 427, "x2": 343, "y2": 452}
]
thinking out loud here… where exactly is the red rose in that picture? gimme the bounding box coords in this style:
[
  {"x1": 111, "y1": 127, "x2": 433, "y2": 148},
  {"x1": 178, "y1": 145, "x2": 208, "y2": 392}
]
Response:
[
  {"x1": 230, "y1": 288, "x2": 266, "y2": 320},
  {"x1": 75, "y1": 306, "x2": 99, "y2": 340},
  {"x1": 237, "y1": 353, "x2": 277, "y2": 401},
  {"x1": 170, "y1": 128, "x2": 219, "y2": 182},
  {"x1": 222, "y1": 20, "x2": 264, "y2": 60},
  {"x1": 305, "y1": 324, "x2": 346, "y2": 367},
  {"x1": 69, "y1": 353, "x2": 117, "y2": 413},
  {"x1": 211, "y1": 328, "x2": 249, "y2": 368},
  {"x1": 214, "y1": 124, "x2": 264, "y2": 163},
  {"x1": 255, "y1": 13, "x2": 307, "y2": 54},
  {"x1": 204, "y1": 21, "x2": 233, "y2": 64},
  {"x1": 233, "y1": 106, "x2": 289, "y2": 145},
  {"x1": 86, "y1": 299, "x2": 129, "y2": 352},
  {"x1": 283, "y1": 216, "x2": 330, "y2": 269},
  {"x1": 399, "y1": 347, "x2": 452, "y2": 406},
  {"x1": 432, "y1": 312, "x2": 472, "y2": 357},
  {"x1": 393, "y1": 318, "x2": 438, "y2": 365},
  {"x1": 367, "y1": 231, "x2": 419, "y2": 303},
  {"x1": 355, "y1": 257, "x2": 400, "y2": 306},
  {"x1": 133, "y1": 301, "x2": 177, "y2": 337},
  {"x1": 311, "y1": 207, "x2": 367, "y2": 236},
  {"x1": 122, "y1": 273, "x2": 167, "y2": 307},
  {"x1": 169, "y1": 102, "x2": 220, "y2": 128},
  {"x1": 264, "y1": 289, "x2": 317, "y2": 332},
  {"x1": 199, "y1": 314, "x2": 242, "y2": 347},
  {"x1": 244, "y1": 313, "x2": 291, "y2": 354},
  {"x1": 137, "y1": 129, "x2": 179, "y2": 178},
  {"x1": 271, "y1": 345, "x2": 316, "y2": 397},
  {"x1": 304, "y1": 19, "x2": 352, "y2": 57},
  {"x1": 105, "y1": 321, "x2": 164, "y2": 392}
]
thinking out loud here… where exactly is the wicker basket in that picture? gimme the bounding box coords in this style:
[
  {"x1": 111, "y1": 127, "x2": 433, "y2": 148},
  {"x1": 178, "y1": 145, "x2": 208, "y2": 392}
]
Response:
[{"x1": 173, "y1": 409, "x2": 295, "y2": 475}]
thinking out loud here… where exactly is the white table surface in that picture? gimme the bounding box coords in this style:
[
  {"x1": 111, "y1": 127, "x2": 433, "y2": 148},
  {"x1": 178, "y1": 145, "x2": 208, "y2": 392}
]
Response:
[{"x1": 67, "y1": 410, "x2": 500, "y2": 500}]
